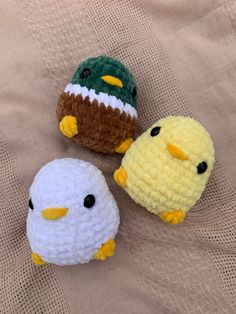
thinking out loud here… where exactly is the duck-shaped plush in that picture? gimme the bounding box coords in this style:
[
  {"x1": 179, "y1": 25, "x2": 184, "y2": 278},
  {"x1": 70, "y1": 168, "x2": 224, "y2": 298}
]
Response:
[
  {"x1": 114, "y1": 116, "x2": 215, "y2": 224},
  {"x1": 27, "y1": 158, "x2": 120, "y2": 265},
  {"x1": 57, "y1": 55, "x2": 138, "y2": 154}
]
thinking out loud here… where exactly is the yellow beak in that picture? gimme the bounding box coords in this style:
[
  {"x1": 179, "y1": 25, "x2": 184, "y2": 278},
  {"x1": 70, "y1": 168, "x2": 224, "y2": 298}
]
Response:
[
  {"x1": 167, "y1": 143, "x2": 188, "y2": 161},
  {"x1": 101, "y1": 75, "x2": 123, "y2": 88},
  {"x1": 42, "y1": 207, "x2": 68, "y2": 220}
]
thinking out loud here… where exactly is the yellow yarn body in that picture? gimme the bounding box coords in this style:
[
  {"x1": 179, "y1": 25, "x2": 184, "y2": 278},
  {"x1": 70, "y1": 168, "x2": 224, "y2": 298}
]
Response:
[{"x1": 121, "y1": 116, "x2": 215, "y2": 216}]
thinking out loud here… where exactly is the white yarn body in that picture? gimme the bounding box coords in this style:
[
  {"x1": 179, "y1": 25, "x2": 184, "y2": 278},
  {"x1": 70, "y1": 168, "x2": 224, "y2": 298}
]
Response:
[{"x1": 27, "y1": 158, "x2": 120, "y2": 265}]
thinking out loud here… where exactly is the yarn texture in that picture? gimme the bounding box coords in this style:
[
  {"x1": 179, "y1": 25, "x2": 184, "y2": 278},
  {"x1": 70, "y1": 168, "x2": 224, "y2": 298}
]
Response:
[
  {"x1": 71, "y1": 55, "x2": 137, "y2": 107},
  {"x1": 56, "y1": 55, "x2": 138, "y2": 154},
  {"x1": 27, "y1": 158, "x2": 120, "y2": 265},
  {"x1": 114, "y1": 116, "x2": 215, "y2": 224}
]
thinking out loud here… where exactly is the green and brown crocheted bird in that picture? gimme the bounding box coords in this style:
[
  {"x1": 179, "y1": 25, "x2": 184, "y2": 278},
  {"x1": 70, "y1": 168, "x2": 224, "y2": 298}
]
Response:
[{"x1": 57, "y1": 55, "x2": 138, "y2": 154}]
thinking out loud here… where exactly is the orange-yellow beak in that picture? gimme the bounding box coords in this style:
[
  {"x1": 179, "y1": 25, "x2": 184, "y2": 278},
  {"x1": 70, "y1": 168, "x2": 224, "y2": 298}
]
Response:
[
  {"x1": 101, "y1": 75, "x2": 123, "y2": 88},
  {"x1": 167, "y1": 143, "x2": 188, "y2": 160},
  {"x1": 41, "y1": 207, "x2": 68, "y2": 220}
]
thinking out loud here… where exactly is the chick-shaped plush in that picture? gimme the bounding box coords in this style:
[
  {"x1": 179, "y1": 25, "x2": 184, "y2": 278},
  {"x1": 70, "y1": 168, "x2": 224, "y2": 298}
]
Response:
[
  {"x1": 114, "y1": 116, "x2": 215, "y2": 224},
  {"x1": 57, "y1": 55, "x2": 138, "y2": 154},
  {"x1": 27, "y1": 158, "x2": 120, "y2": 266}
]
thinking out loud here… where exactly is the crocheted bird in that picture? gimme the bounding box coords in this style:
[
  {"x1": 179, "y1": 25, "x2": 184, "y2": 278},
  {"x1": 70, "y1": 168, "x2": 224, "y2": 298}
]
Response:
[
  {"x1": 114, "y1": 116, "x2": 215, "y2": 224},
  {"x1": 27, "y1": 158, "x2": 120, "y2": 266},
  {"x1": 57, "y1": 55, "x2": 138, "y2": 154}
]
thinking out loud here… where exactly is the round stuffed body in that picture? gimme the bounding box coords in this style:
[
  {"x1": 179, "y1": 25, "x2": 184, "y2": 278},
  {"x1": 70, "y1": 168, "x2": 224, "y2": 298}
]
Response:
[
  {"x1": 57, "y1": 55, "x2": 138, "y2": 154},
  {"x1": 114, "y1": 116, "x2": 215, "y2": 224},
  {"x1": 27, "y1": 158, "x2": 120, "y2": 266}
]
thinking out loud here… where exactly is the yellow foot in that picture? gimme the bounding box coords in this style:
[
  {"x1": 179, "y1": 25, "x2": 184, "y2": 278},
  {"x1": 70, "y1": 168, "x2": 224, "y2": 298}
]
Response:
[
  {"x1": 115, "y1": 138, "x2": 133, "y2": 154},
  {"x1": 31, "y1": 252, "x2": 47, "y2": 266},
  {"x1": 94, "y1": 239, "x2": 116, "y2": 261},
  {"x1": 114, "y1": 166, "x2": 127, "y2": 187},
  {"x1": 159, "y1": 209, "x2": 186, "y2": 225},
  {"x1": 59, "y1": 115, "x2": 78, "y2": 139}
]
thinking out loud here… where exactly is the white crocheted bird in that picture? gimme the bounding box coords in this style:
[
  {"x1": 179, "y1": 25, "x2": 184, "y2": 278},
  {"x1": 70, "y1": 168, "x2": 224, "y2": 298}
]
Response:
[{"x1": 27, "y1": 158, "x2": 120, "y2": 266}]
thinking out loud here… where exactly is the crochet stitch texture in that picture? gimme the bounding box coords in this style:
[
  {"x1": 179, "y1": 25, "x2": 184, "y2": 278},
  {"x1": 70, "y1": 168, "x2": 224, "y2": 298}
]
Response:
[
  {"x1": 27, "y1": 158, "x2": 120, "y2": 265},
  {"x1": 114, "y1": 116, "x2": 215, "y2": 224},
  {"x1": 57, "y1": 55, "x2": 138, "y2": 154}
]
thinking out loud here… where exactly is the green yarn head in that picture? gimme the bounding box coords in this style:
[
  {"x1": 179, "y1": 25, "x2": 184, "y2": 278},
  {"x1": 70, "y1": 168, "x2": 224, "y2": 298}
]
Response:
[{"x1": 71, "y1": 55, "x2": 138, "y2": 107}]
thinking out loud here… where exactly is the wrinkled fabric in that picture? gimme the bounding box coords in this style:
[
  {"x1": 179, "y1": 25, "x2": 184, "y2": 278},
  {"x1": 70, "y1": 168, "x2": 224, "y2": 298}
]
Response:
[{"x1": 0, "y1": 0, "x2": 235, "y2": 313}]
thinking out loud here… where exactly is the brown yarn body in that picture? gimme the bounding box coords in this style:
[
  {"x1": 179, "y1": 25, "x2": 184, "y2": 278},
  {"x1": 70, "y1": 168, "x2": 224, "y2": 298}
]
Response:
[{"x1": 57, "y1": 92, "x2": 137, "y2": 153}]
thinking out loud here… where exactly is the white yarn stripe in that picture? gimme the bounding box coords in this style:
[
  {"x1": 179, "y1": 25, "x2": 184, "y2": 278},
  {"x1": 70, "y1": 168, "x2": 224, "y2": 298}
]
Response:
[{"x1": 64, "y1": 83, "x2": 138, "y2": 118}]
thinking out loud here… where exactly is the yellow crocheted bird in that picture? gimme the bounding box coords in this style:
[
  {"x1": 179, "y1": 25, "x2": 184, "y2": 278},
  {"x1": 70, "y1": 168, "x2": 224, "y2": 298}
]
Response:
[{"x1": 114, "y1": 116, "x2": 215, "y2": 224}]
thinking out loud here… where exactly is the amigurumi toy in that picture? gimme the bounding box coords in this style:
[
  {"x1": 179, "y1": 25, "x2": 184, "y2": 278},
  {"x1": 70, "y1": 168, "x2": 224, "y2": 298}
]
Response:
[
  {"x1": 114, "y1": 116, "x2": 215, "y2": 224},
  {"x1": 57, "y1": 55, "x2": 138, "y2": 154},
  {"x1": 27, "y1": 158, "x2": 120, "y2": 266}
]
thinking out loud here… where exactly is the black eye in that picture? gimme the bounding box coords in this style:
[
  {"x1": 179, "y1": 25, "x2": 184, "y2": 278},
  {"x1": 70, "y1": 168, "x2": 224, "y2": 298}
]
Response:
[
  {"x1": 83, "y1": 194, "x2": 95, "y2": 209},
  {"x1": 29, "y1": 198, "x2": 34, "y2": 210},
  {"x1": 80, "y1": 68, "x2": 90, "y2": 79},
  {"x1": 132, "y1": 87, "x2": 137, "y2": 98},
  {"x1": 197, "y1": 161, "x2": 208, "y2": 174},
  {"x1": 150, "y1": 126, "x2": 161, "y2": 137}
]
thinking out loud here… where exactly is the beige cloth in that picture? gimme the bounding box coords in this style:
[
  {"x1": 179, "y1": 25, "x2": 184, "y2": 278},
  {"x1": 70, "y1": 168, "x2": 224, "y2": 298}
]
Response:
[{"x1": 0, "y1": 0, "x2": 236, "y2": 313}]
